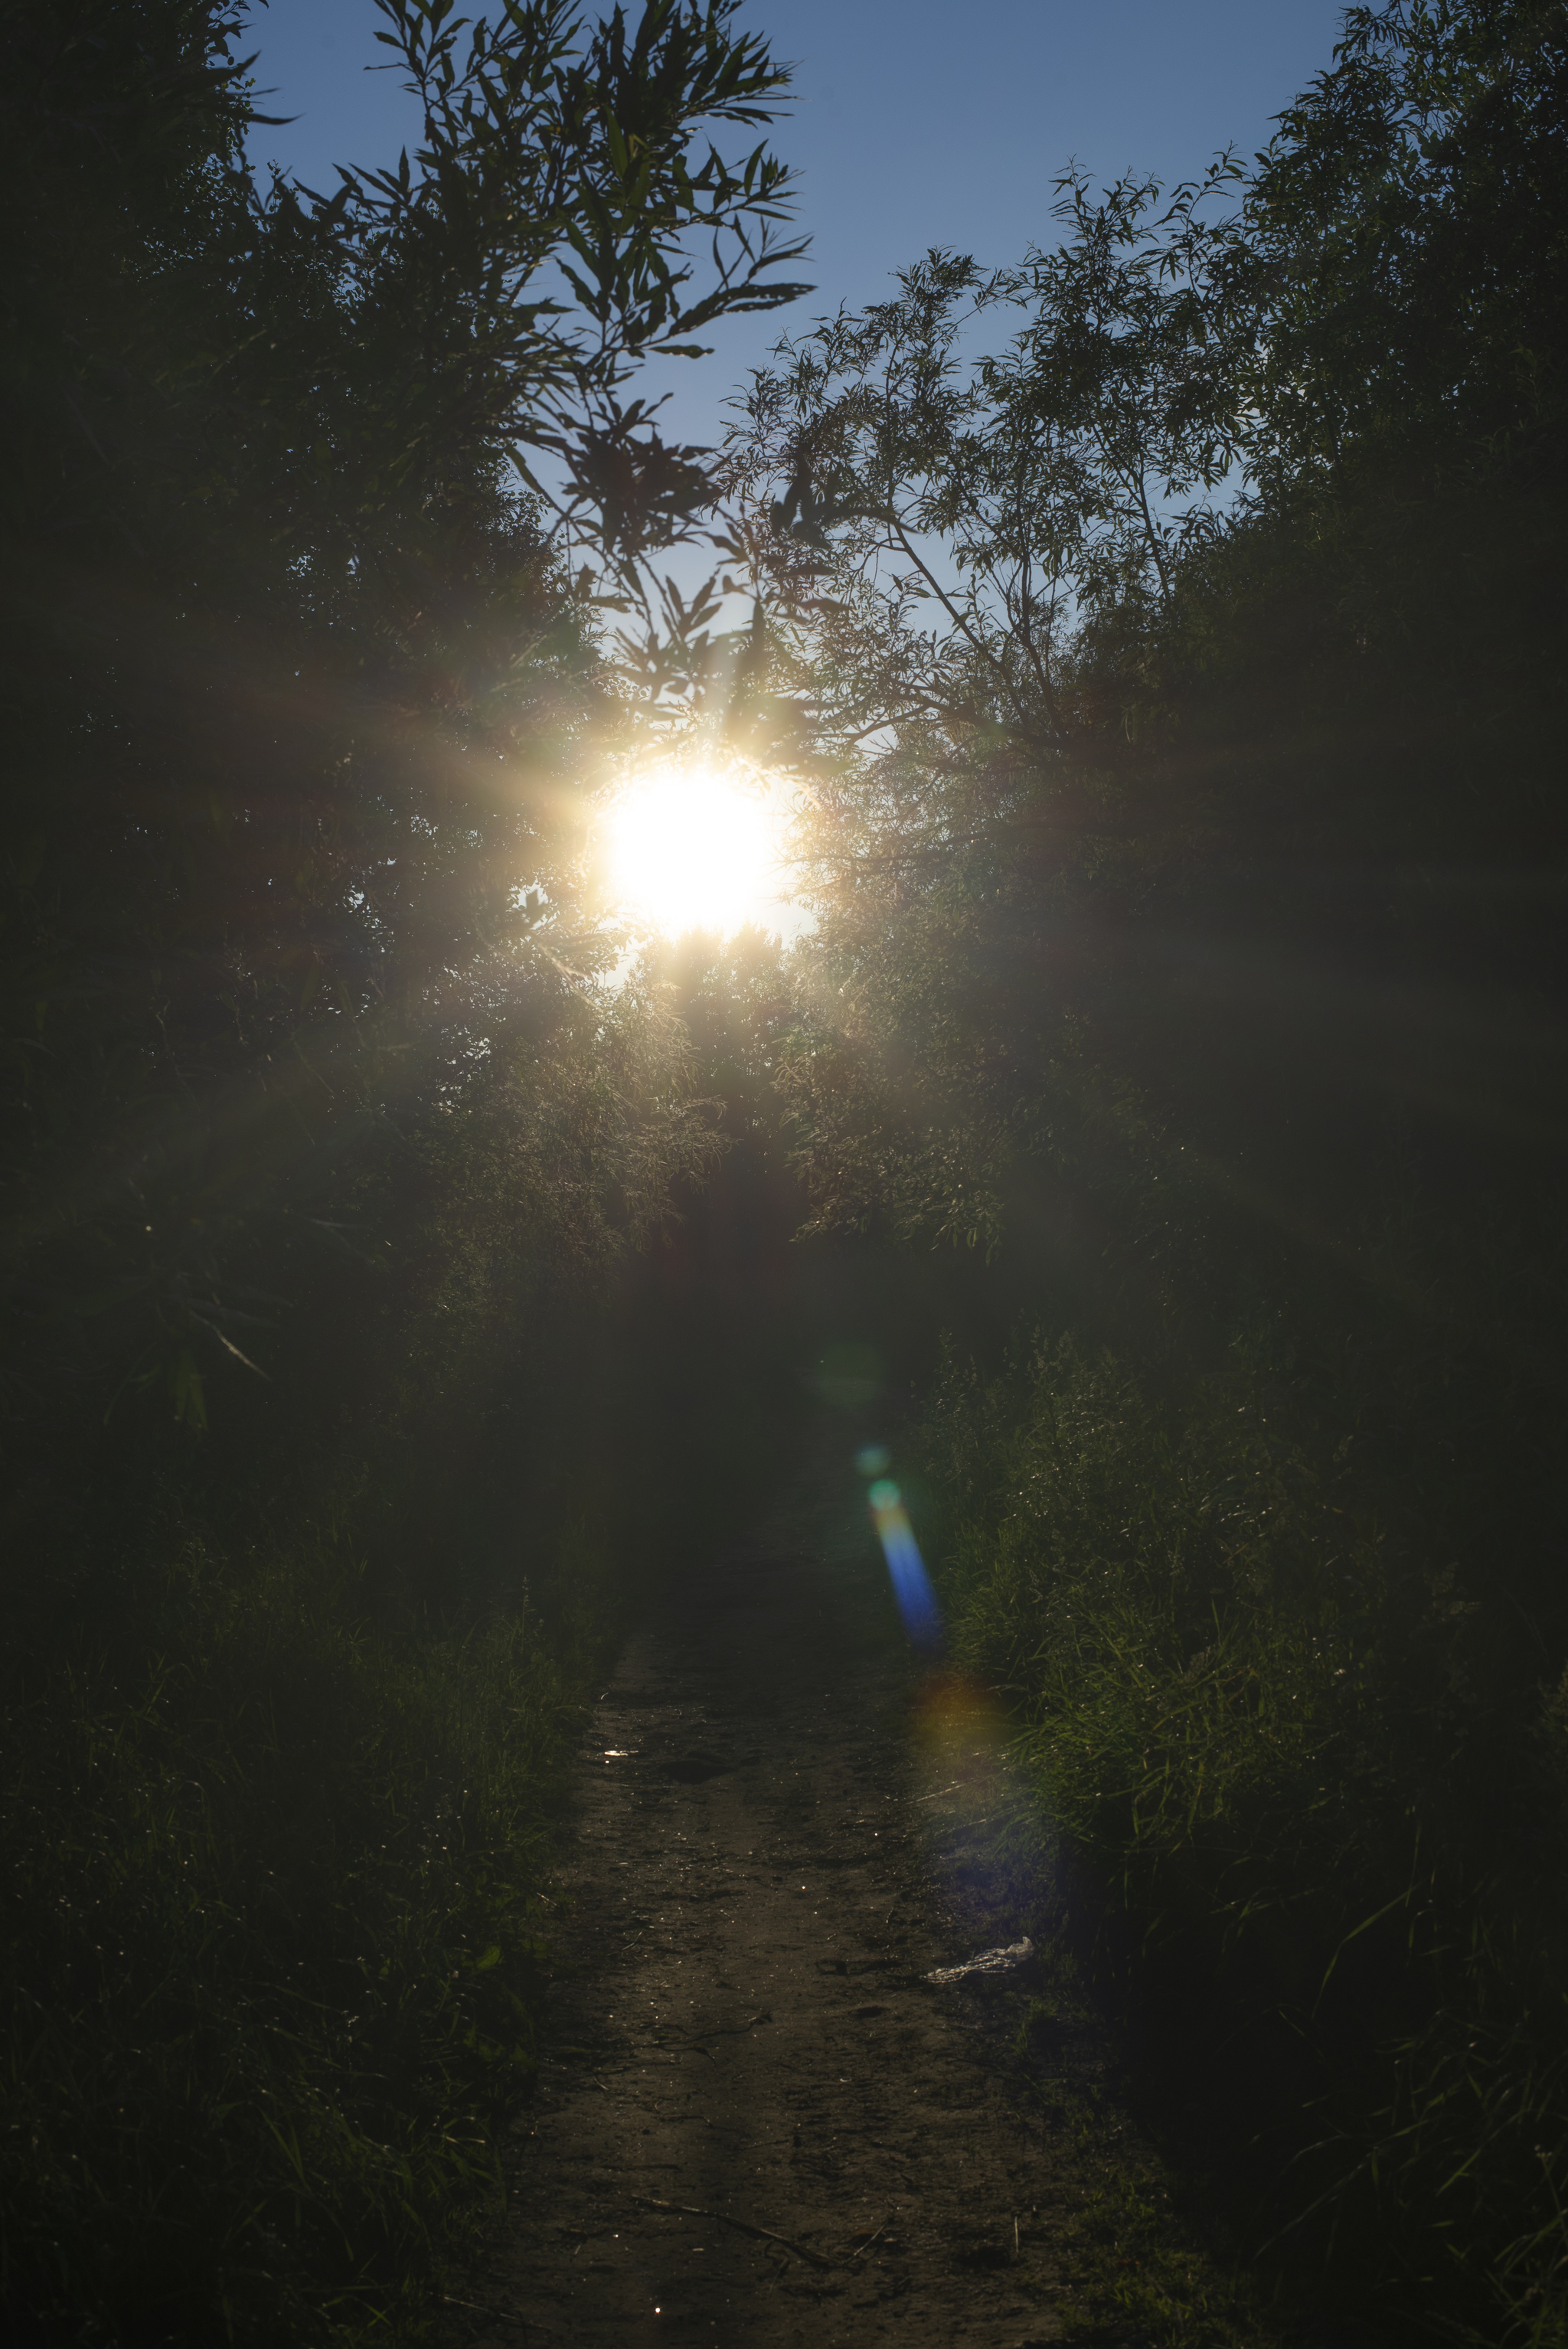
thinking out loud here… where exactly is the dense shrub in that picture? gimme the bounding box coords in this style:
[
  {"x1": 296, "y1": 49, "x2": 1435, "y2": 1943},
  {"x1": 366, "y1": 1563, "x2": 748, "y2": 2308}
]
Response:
[
  {"x1": 1, "y1": 1503, "x2": 616, "y2": 2344},
  {"x1": 0, "y1": 2, "x2": 805, "y2": 2336},
  {"x1": 919, "y1": 1334, "x2": 1568, "y2": 2343}
]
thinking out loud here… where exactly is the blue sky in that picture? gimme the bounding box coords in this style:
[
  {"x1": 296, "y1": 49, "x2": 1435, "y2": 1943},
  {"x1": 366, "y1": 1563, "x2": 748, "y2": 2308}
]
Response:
[{"x1": 244, "y1": 0, "x2": 1349, "y2": 452}]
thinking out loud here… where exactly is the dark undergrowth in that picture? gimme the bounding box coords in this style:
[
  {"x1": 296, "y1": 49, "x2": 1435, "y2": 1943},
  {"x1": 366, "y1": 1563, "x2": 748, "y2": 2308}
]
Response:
[
  {"x1": 914, "y1": 1265, "x2": 1568, "y2": 2347},
  {"x1": 2, "y1": 1514, "x2": 607, "y2": 2347},
  {"x1": 0, "y1": 1302, "x2": 633, "y2": 2349},
  {"x1": 0, "y1": 1268, "x2": 803, "y2": 2349}
]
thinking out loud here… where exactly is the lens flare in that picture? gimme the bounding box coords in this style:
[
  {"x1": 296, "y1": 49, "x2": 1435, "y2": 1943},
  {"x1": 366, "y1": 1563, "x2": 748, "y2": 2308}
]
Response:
[
  {"x1": 603, "y1": 758, "x2": 787, "y2": 939},
  {"x1": 867, "y1": 1478, "x2": 942, "y2": 1651}
]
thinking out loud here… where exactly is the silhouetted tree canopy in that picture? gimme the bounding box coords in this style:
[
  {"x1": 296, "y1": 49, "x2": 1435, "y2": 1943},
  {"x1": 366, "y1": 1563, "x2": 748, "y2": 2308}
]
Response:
[
  {"x1": 720, "y1": 0, "x2": 1566, "y2": 1264},
  {"x1": 0, "y1": 0, "x2": 805, "y2": 1433}
]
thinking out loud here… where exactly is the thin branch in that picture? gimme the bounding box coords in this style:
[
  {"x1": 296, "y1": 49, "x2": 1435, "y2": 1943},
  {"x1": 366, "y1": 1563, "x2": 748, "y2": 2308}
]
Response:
[{"x1": 629, "y1": 2195, "x2": 831, "y2": 2270}]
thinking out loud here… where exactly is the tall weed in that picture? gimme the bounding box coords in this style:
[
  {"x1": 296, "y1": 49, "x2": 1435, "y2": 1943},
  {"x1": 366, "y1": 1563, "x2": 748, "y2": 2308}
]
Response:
[
  {"x1": 1, "y1": 1514, "x2": 615, "y2": 2344},
  {"x1": 918, "y1": 1335, "x2": 1568, "y2": 2342}
]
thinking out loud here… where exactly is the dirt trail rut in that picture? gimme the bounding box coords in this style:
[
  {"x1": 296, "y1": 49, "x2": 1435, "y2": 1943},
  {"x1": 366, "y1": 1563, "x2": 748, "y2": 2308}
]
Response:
[{"x1": 447, "y1": 1448, "x2": 1180, "y2": 2347}]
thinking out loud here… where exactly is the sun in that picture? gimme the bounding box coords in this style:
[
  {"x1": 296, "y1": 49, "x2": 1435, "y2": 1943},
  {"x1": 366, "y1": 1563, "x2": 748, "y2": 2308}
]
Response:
[{"x1": 602, "y1": 759, "x2": 792, "y2": 939}]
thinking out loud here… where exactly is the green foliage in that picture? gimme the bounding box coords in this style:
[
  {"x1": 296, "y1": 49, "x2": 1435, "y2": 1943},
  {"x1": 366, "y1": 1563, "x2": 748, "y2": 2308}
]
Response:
[
  {"x1": 918, "y1": 1335, "x2": 1568, "y2": 2341},
  {"x1": 710, "y1": 24, "x2": 1568, "y2": 2331},
  {"x1": 1246, "y1": 0, "x2": 1568, "y2": 491},
  {"x1": 0, "y1": 5, "x2": 808, "y2": 2337},
  {"x1": 923, "y1": 1339, "x2": 1400, "y2": 1960},
  {"x1": 0, "y1": 0, "x2": 803, "y2": 1439},
  {"x1": 639, "y1": 924, "x2": 799, "y2": 1159},
  {"x1": 312, "y1": 0, "x2": 810, "y2": 557},
  {"x1": 1, "y1": 1504, "x2": 619, "y2": 2344},
  {"x1": 721, "y1": 0, "x2": 1566, "y2": 1257}
]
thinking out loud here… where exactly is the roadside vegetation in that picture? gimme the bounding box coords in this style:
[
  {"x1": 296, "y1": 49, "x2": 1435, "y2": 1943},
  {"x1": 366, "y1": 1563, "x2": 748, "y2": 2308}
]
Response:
[
  {"x1": 1, "y1": 1, "x2": 803, "y2": 2338},
  {"x1": 917, "y1": 1332, "x2": 1568, "y2": 2342},
  {"x1": 5, "y1": 1510, "x2": 612, "y2": 2342},
  {"x1": 717, "y1": 2, "x2": 1568, "y2": 2335}
]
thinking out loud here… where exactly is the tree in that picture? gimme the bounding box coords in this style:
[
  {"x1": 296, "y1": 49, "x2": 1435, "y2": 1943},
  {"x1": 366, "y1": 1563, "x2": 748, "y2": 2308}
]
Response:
[
  {"x1": 0, "y1": 0, "x2": 808, "y2": 1435},
  {"x1": 717, "y1": 0, "x2": 1567, "y2": 1266},
  {"x1": 708, "y1": 15, "x2": 1568, "y2": 2325}
]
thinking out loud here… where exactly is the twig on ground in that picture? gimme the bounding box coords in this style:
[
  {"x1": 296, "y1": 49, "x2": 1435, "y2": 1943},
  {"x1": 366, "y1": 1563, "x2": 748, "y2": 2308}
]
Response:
[
  {"x1": 851, "y1": 2210, "x2": 894, "y2": 2259},
  {"x1": 630, "y1": 2194, "x2": 831, "y2": 2269}
]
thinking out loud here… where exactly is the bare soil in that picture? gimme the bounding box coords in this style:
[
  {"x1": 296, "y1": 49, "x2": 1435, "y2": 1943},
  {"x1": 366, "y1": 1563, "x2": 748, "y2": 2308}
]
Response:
[{"x1": 443, "y1": 1438, "x2": 1269, "y2": 2349}]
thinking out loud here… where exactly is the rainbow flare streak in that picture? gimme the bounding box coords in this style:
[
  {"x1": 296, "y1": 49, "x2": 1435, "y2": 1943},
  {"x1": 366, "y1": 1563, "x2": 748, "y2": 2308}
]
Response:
[{"x1": 867, "y1": 1479, "x2": 943, "y2": 1651}]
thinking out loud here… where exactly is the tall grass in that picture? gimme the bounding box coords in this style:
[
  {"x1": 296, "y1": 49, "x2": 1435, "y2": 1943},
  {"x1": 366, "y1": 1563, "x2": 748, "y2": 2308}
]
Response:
[
  {"x1": 916, "y1": 1335, "x2": 1568, "y2": 2344},
  {"x1": 0, "y1": 1505, "x2": 619, "y2": 2346},
  {"x1": 0, "y1": 1189, "x2": 814, "y2": 2349}
]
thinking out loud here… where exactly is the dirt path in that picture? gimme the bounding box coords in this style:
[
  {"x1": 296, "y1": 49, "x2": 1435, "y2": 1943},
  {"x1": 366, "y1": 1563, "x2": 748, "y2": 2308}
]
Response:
[{"x1": 445, "y1": 1439, "x2": 1266, "y2": 2349}]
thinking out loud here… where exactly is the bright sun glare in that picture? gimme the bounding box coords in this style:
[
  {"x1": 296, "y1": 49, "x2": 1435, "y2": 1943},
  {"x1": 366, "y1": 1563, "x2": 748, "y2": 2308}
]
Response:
[{"x1": 603, "y1": 760, "x2": 790, "y2": 940}]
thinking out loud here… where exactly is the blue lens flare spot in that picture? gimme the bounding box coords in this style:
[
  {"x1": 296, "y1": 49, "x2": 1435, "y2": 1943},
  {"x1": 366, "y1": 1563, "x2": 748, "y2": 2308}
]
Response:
[
  {"x1": 854, "y1": 1443, "x2": 892, "y2": 1478},
  {"x1": 867, "y1": 1485, "x2": 943, "y2": 1654}
]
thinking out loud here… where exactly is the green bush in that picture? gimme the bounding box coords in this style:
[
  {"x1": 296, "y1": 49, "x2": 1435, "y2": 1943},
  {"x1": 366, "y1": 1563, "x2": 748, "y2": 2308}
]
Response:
[
  {"x1": 918, "y1": 1335, "x2": 1568, "y2": 2344},
  {"x1": 1, "y1": 1504, "x2": 616, "y2": 2344}
]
